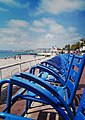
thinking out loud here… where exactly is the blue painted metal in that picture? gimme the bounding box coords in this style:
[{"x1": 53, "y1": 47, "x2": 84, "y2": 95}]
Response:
[
  {"x1": 75, "y1": 89, "x2": 85, "y2": 120},
  {"x1": 13, "y1": 54, "x2": 85, "y2": 117},
  {"x1": 1, "y1": 87, "x2": 85, "y2": 120},
  {"x1": 9, "y1": 77, "x2": 72, "y2": 119},
  {"x1": 0, "y1": 78, "x2": 71, "y2": 119},
  {"x1": 29, "y1": 54, "x2": 74, "y2": 85},
  {"x1": 0, "y1": 54, "x2": 85, "y2": 120},
  {"x1": 41, "y1": 53, "x2": 70, "y2": 73},
  {"x1": 0, "y1": 112, "x2": 32, "y2": 120},
  {"x1": 29, "y1": 54, "x2": 67, "y2": 75}
]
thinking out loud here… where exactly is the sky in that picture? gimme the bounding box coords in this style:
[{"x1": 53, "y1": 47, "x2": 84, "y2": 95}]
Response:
[{"x1": 0, "y1": 0, "x2": 85, "y2": 50}]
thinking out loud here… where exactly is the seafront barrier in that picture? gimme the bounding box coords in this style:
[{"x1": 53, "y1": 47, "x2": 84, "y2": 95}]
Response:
[{"x1": 0, "y1": 55, "x2": 50, "y2": 79}]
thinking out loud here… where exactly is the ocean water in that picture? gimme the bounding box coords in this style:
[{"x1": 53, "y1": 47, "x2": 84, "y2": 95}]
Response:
[{"x1": 0, "y1": 51, "x2": 30, "y2": 59}]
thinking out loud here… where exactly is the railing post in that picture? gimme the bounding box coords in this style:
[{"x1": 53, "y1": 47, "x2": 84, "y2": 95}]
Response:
[
  {"x1": 29, "y1": 61, "x2": 31, "y2": 68},
  {"x1": 19, "y1": 64, "x2": 22, "y2": 72},
  {"x1": 35, "y1": 58, "x2": 37, "y2": 65},
  {"x1": 0, "y1": 69, "x2": 2, "y2": 80}
]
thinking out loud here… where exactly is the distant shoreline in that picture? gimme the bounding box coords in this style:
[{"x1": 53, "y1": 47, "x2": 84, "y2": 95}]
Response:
[{"x1": 0, "y1": 51, "x2": 38, "y2": 59}]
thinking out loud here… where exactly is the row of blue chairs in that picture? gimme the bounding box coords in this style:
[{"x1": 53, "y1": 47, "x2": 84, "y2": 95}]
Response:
[
  {"x1": 0, "y1": 88, "x2": 85, "y2": 120},
  {"x1": 0, "y1": 53, "x2": 85, "y2": 120},
  {"x1": 1, "y1": 89, "x2": 85, "y2": 120},
  {"x1": 29, "y1": 54, "x2": 74, "y2": 85}
]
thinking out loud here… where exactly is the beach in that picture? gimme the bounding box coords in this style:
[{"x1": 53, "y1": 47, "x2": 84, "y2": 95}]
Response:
[
  {"x1": 0, "y1": 55, "x2": 39, "y2": 67},
  {"x1": 0, "y1": 55, "x2": 47, "y2": 79}
]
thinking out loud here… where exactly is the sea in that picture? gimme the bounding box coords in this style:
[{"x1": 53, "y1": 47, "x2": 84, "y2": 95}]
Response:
[{"x1": 0, "y1": 51, "x2": 37, "y2": 59}]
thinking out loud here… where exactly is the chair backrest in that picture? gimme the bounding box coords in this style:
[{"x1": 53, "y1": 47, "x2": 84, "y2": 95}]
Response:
[
  {"x1": 41, "y1": 54, "x2": 62, "y2": 70},
  {"x1": 30, "y1": 54, "x2": 75, "y2": 86},
  {"x1": 49, "y1": 54, "x2": 62, "y2": 65},
  {"x1": 43, "y1": 54, "x2": 75, "y2": 84},
  {"x1": 41, "y1": 54, "x2": 74, "y2": 75},
  {"x1": 75, "y1": 89, "x2": 85, "y2": 120},
  {"x1": 60, "y1": 53, "x2": 70, "y2": 67},
  {"x1": 65, "y1": 54, "x2": 85, "y2": 105},
  {"x1": 52, "y1": 54, "x2": 70, "y2": 69},
  {"x1": 61, "y1": 54, "x2": 74, "y2": 81}
]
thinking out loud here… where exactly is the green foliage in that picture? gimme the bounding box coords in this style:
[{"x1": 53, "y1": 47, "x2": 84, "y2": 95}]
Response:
[
  {"x1": 70, "y1": 44, "x2": 78, "y2": 50},
  {"x1": 63, "y1": 38, "x2": 85, "y2": 52},
  {"x1": 70, "y1": 39, "x2": 85, "y2": 50},
  {"x1": 65, "y1": 44, "x2": 70, "y2": 52}
]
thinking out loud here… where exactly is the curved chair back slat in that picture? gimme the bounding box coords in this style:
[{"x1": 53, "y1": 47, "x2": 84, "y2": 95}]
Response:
[
  {"x1": 75, "y1": 89, "x2": 85, "y2": 120},
  {"x1": 65, "y1": 54, "x2": 85, "y2": 105}
]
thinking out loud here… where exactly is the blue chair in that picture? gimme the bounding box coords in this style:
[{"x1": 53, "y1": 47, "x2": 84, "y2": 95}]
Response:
[
  {"x1": 0, "y1": 54, "x2": 85, "y2": 119},
  {"x1": 31, "y1": 54, "x2": 70, "y2": 75},
  {"x1": 40, "y1": 53, "x2": 70, "y2": 74},
  {"x1": 13, "y1": 54, "x2": 85, "y2": 114},
  {"x1": 1, "y1": 88, "x2": 85, "y2": 120},
  {"x1": 0, "y1": 112, "x2": 32, "y2": 120},
  {"x1": 0, "y1": 78, "x2": 73, "y2": 120},
  {"x1": 29, "y1": 54, "x2": 74, "y2": 85},
  {"x1": 74, "y1": 89, "x2": 85, "y2": 120}
]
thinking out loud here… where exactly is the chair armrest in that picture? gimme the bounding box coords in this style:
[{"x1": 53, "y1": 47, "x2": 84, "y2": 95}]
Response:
[
  {"x1": 0, "y1": 112, "x2": 32, "y2": 120},
  {"x1": 13, "y1": 73, "x2": 74, "y2": 119}
]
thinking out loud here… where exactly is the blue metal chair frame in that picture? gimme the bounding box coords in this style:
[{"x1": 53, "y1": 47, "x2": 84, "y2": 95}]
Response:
[
  {"x1": 29, "y1": 54, "x2": 74, "y2": 85},
  {"x1": 36, "y1": 54, "x2": 69, "y2": 73},
  {"x1": 0, "y1": 112, "x2": 32, "y2": 120},
  {"x1": 0, "y1": 78, "x2": 73, "y2": 120},
  {"x1": 74, "y1": 89, "x2": 85, "y2": 120},
  {"x1": 40, "y1": 53, "x2": 70, "y2": 74},
  {"x1": 13, "y1": 54, "x2": 85, "y2": 114},
  {"x1": 0, "y1": 54, "x2": 85, "y2": 120},
  {"x1": 1, "y1": 88, "x2": 85, "y2": 120}
]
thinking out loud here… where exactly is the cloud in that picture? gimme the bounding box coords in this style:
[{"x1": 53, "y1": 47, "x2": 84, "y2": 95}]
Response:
[
  {"x1": 67, "y1": 27, "x2": 77, "y2": 33},
  {"x1": 7, "y1": 19, "x2": 29, "y2": 28},
  {"x1": 49, "y1": 23, "x2": 65, "y2": 34},
  {"x1": 36, "y1": 0, "x2": 85, "y2": 15},
  {"x1": 0, "y1": 18, "x2": 81, "y2": 49},
  {"x1": 33, "y1": 18, "x2": 56, "y2": 26},
  {"x1": 0, "y1": 0, "x2": 29, "y2": 8},
  {"x1": 0, "y1": 19, "x2": 31, "y2": 50},
  {"x1": 28, "y1": 18, "x2": 81, "y2": 48},
  {"x1": 29, "y1": 27, "x2": 46, "y2": 33},
  {"x1": 0, "y1": 0, "x2": 12, "y2": 3},
  {"x1": 0, "y1": 19, "x2": 29, "y2": 36},
  {"x1": 32, "y1": 18, "x2": 64, "y2": 31},
  {"x1": 45, "y1": 33, "x2": 54, "y2": 39},
  {"x1": 31, "y1": 17, "x2": 65, "y2": 34},
  {"x1": 33, "y1": 20, "x2": 45, "y2": 27},
  {"x1": 35, "y1": 31, "x2": 81, "y2": 48},
  {"x1": 0, "y1": 7, "x2": 9, "y2": 12}
]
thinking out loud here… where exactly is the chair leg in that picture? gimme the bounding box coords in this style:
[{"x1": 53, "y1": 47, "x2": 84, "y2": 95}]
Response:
[
  {"x1": 6, "y1": 83, "x2": 13, "y2": 113},
  {"x1": 22, "y1": 100, "x2": 32, "y2": 116},
  {"x1": 71, "y1": 102, "x2": 76, "y2": 115}
]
